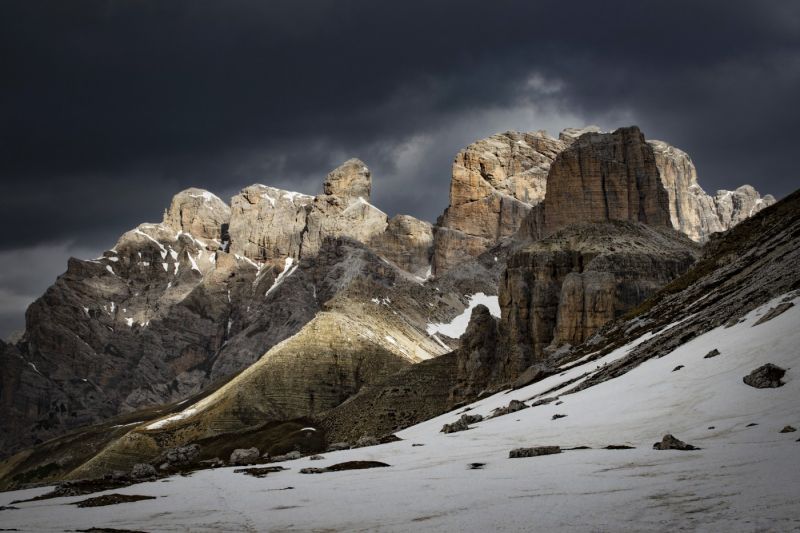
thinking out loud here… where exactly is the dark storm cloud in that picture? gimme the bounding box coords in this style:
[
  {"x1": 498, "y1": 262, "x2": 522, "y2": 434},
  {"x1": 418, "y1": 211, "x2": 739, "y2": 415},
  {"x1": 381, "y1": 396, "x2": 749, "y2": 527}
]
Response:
[{"x1": 0, "y1": 0, "x2": 798, "y2": 336}]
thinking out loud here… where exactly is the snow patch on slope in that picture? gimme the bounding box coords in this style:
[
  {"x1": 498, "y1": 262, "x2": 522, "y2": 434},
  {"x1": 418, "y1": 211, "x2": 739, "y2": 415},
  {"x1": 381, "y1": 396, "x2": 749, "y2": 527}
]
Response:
[{"x1": 426, "y1": 293, "x2": 500, "y2": 338}]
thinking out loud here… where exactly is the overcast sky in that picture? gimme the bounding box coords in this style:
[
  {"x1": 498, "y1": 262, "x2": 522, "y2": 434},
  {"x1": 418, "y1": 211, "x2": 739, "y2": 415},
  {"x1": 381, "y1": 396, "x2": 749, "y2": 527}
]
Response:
[{"x1": 1, "y1": 0, "x2": 798, "y2": 338}]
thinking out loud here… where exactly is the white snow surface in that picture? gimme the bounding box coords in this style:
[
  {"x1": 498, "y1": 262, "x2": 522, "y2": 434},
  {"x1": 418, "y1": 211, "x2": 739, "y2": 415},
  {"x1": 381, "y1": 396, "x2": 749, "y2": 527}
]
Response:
[
  {"x1": 265, "y1": 257, "x2": 297, "y2": 297},
  {"x1": 426, "y1": 292, "x2": 500, "y2": 338},
  {"x1": 3, "y1": 294, "x2": 800, "y2": 532}
]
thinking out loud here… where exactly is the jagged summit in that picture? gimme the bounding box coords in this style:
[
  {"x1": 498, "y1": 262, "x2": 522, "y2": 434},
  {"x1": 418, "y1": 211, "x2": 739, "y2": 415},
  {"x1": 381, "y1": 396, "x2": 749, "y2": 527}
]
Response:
[
  {"x1": 323, "y1": 157, "x2": 372, "y2": 201},
  {"x1": 433, "y1": 125, "x2": 775, "y2": 274},
  {"x1": 162, "y1": 187, "x2": 231, "y2": 240}
]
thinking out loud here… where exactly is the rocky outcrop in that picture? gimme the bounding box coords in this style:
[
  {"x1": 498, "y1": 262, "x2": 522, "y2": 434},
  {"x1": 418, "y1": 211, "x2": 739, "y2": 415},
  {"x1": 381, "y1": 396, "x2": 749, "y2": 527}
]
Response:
[
  {"x1": 227, "y1": 184, "x2": 313, "y2": 262},
  {"x1": 534, "y1": 127, "x2": 672, "y2": 238},
  {"x1": 162, "y1": 188, "x2": 231, "y2": 241},
  {"x1": 648, "y1": 141, "x2": 775, "y2": 241},
  {"x1": 449, "y1": 305, "x2": 500, "y2": 405},
  {"x1": 323, "y1": 158, "x2": 371, "y2": 201},
  {"x1": 432, "y1": 131, "x2": 569, "y2": 274},
  {"x1": 742, "y1": 364, "x2": 786, "y2": 389},
  {"x1": 437, "y1": 128, "x2": 774, "y2": 269},
  {"x1": 369, "y1": 215, "x2": 433, "y2": 278},
  {"x1": 713, "y1": 185, "x2": 776, "y2": 229},
  {"x1": 500, "y1": 221, "x2": 698, "y2": 378}
]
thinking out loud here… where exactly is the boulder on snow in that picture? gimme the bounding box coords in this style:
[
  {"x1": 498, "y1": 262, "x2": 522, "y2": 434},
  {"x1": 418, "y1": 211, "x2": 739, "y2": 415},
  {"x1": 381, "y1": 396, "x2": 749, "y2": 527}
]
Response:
[
  {"x1": 743, "y1": 363, "x2": 786, "y2": 388},
  {"x1": 229, "y1": 447, "x2": 260, "y2": 465},
  {"x1": 753, "y1": 302, "x2": 794, "y2": 326},
  {"x1": 309, "y1": 454, "x2": 325, "y2": 460},
  {"x1": 130, "y1": 463, "x2": 157, "y2": 479},
  {"x1": 703, "y1": 349, "x2": 720, "y2": 359},
  {"x1": 441, "y1": 413, "x2": 483, "y2": 434},
  {"x1": 509, "y1": 446, "x2": 561, "y2": 458},
  {"x1": 270, "y1": 450, "x2": 302, "y2": 462},
  {"x1": 326, "y1": 442, "x2": 351, "y2": 452},
  {"x1": 652, "y1": 434, "x2": 699, "y2": 450},
  {"x1": 779, "y1": 425, "x2": 796, "y2": 433},
  {"x1": 157, "y1": 444, "x2": 200, "y2": 468},
  {"x1": 492, "y1": 400, "x2": 528, "y2": 418}
]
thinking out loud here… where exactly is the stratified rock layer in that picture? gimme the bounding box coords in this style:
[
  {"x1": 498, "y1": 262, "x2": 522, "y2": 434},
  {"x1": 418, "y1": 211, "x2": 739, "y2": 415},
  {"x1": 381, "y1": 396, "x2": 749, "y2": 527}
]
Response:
[
  {"x1": 538, "y1": 127, "x2": 672, "y2": 237},
  {"x1": 433, "y1": 130, "x2": 571, "y2": 274},
  {"x1": 499, "y1": 221, "x2": 698, "y2": 379}
]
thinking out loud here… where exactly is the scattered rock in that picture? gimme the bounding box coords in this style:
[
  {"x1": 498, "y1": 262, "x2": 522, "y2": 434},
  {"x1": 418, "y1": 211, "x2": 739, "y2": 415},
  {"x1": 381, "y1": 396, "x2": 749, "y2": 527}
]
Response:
[
  {"x1": 779, "y1": 425, "x2": 796, "y2": 433},
  {"x1": 327, "y1": 461, "x2": 390, "y2": 472},
  {"x1": 326, "y1": 442, "x2": 351, "y2": 452},
  {"x1": 512, "y1": 364, "x2": 555, "y2": 389},
  {"x1": 270, "y1": 451, "x2": 302, "y2": 463},
  {"x1": 299, "y1": 467, "x2": 327, "y2": 474},
  {"x1": 509, "y1": 446, "x2": 561, "y2": 458},
  {"x1": 746, "y1": 423, "x2": 759, "y2": 427},
  {"x1": 73, "y1": 494, "x2": 156, "y2": 508},
  {"x1": 441, "y1": 414, "x2": 483, "y2": 433},
  {"x1": 552, "y1": 414, "x2": 567, "y2": 420},
  {"x1": 530, "y1": 397, "x2": 557, "y2": 407},
  {"x1": 309, "y1": 455, "x2": 325, "y2": 460},
  {"x1": 652, "y1": 434, "x2": 699, "y2": 450},
  {"x1": 300, "y1": 461, "x2": 390, "y2": 474},
  {"x1": 157, "y1": 444, "x2": 200, "y2": 469},
  {"x1": 743, "y1": 363, "x2": 786, "y2": 388},
  {"x1": 234, "y1": 466, "x2": 287, "y2": 478},
  {"x1": 353, "y1": 435, "x2": 380, "y2": 448},
  {"x1": 130, "y1": 463, "x2": 157, "y2": 479},
  {"x1": 604, "y1": 445, "x2": 635, "y2": 450},
  {"x1": 707, "y1": 426, "x2": 715, "y2": 430},
  {"x1": 468, "y1": 463, "x2": 486, "y2": 470},
  {"x1": 411, "y1": 443, "x2": 425, "y2": 447},
  {"x1": 554, "y1": 401, "x2": 563, "y2": 406},
  {"x1": 229, "y1": 447, "x2": 260, "y2": 466},
  {"x1": 753, "y1": 302, "x2": 795, "y2": 326},
  {"x1": 492, "y1": 400, "x2": 528, "y2": 418},
  {"x1": 672, "y1": 365, "x2": 684, "y2": 372},
  {"x1": 0, "y1": 505, "x2": 19, "y2": 511},
  {"x1": 704, "y1": 349, "x2": 720, "y2": 359}
]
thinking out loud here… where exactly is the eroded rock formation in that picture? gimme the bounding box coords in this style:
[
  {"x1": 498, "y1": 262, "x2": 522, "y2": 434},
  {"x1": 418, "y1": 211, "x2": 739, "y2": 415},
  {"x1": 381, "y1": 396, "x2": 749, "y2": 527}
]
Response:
[
  {"x1": 500, "y1": 221, "x2": 699, "y2": 380},
  {"x1": 432, "y1": 130, "x2": 572, "y2": 274}
]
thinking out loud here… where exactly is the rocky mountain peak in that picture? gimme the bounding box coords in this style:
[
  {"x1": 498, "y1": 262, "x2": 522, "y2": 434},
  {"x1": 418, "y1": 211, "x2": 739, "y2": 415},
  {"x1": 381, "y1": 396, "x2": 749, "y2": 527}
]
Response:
[
  {"x1": 557, "y1": 125, "x2": 602, "y2": 143},
  {"x1": 162, "y1": 187, "x2": 231, "y2": 240},
  {"x1": 323, "y1": 158, "x2": 372, "y2": 201}
]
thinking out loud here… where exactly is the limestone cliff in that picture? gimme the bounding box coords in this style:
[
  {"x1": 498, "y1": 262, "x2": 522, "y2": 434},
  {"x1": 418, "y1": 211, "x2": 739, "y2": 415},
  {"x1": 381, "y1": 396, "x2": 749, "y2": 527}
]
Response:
[
  {"x1": 500, "y1": 221, "x2": 699, "y2": 380},
  {"x1": 432, "y1": 130, "x2": 573, "y2": 274}
]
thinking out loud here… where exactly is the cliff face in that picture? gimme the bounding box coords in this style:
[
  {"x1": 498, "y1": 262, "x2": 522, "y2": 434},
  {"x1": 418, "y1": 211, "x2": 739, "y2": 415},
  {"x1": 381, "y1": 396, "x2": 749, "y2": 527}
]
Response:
[
  {"x1": 432, "y1": 130, "x2": 582, "y2": 274},
  {"x1": 648, "y1": 140, "x2": 775, "y2": 241},
  {"x1": 436, "y1": 126, "x2": 774, "y2": 276},
  {"x1": 499, "y1": 221, "x2": 699, "y2": 378}
]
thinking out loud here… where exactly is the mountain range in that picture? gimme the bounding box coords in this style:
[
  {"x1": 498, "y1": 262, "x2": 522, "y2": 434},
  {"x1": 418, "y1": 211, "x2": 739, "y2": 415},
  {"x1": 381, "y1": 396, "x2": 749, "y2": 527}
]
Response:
[{"x1": 0, "y1": 125, "x2": 795, "y2": 531}]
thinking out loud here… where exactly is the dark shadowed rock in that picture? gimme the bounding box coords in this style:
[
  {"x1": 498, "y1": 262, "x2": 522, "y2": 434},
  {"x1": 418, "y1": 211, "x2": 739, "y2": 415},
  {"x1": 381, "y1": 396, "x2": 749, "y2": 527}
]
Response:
[
  {"x1": 492, "y1": 400, "x2": 528, "y2": 418},
  {"x1": 779, "y1": 426, "x2": 796, "y2": 433},
  {"x1": 652, "y1": 434, "x2": 698, "y2": 450},
  {"x1": 509, "y1": 446, "x2": 561, "y2": 458},
  {"x1": 449, "y1": 304, "x2": 501, "y2": 405},
  {"x1": 753, "y1": 302, "x2": 795, "y2": 326},
  {"x1": 704, "y1": 349, "x2": 720, "y2": 359},
  {"x1": 743, "y1": 364, "x2": 786, "y2": 388},
  {"x1": 130, "y1": 463, "x2": 156, "y2": 479},
  {"x1": 441, "y1": 413, "x2": 483, "y2": 434}
]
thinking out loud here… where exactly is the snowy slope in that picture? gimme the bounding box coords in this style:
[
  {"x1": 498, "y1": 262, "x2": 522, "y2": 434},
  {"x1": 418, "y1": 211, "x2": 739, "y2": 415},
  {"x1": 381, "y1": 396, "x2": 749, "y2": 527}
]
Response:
[{"x1": 2, "y1": 293, "x2": 798, "y2": 532}]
